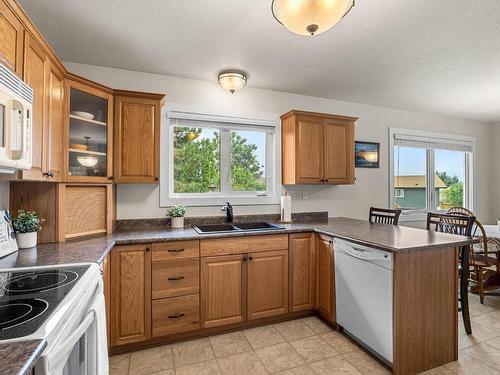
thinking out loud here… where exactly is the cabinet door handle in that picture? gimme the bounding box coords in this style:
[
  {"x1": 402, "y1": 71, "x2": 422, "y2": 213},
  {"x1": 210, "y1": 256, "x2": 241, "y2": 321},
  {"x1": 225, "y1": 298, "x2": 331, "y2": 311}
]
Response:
[
  {"x1": 248, "y1": 255, "x2": 253, "y2": 261},
  {"x1": 168, "y1": 248, "x2": 184, "y2": 253},
  {"x1": 108, "y1": 176, "x2": 114, "y2": 181},
  {"x1": 168, "y1": 276, "x2": 185, "y2": 281},
  {"x1": 168, "y1": 313, "x2": 185, "y2": 319},
  {"x1": 243, "y1": 255, "x2": 248, "y2": 261},
  {"x1": 154, "y1": 176, "x2": 159, "y2": 182},
  {"x1": 145, "y1": 247, "x2": 150, "y2": 252},
  {"x1": 325, "y1": 179, "x2": 329, "y2": 182}
]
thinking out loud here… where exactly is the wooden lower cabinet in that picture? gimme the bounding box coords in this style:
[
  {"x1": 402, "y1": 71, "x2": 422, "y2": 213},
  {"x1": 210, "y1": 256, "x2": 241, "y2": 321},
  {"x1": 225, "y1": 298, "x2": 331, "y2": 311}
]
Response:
[
  {"x1": 101, "y1": 254, "x2": 111, "y2": 346},
  {"x1": 110, "y1": 244, "x2": 152, "y2": 346},
  {"x1": 152, "y1": 258, "x2": 199, "y2": 299},
  {"x1": 289, "y1": 233, "x2": 315, "y2": 312},
  {"x1": 316, "y1": 234, "x2": 335, "y2": 323},
  {"x1": 247, "y1": 250, "x2": 288, "y2": 320},
  {"x1": 152, "y1": 294, "x2": 199, "y2": 337},
  {"x1": 201, "y1": 254, "x2": 246, "y2": 328}
]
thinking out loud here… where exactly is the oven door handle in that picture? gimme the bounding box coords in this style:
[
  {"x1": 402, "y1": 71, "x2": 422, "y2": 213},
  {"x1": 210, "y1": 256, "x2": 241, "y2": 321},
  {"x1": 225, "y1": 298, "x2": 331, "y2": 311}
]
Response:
[{"x1": 49, "y1": 310, "x2": 95, "y2": 368}]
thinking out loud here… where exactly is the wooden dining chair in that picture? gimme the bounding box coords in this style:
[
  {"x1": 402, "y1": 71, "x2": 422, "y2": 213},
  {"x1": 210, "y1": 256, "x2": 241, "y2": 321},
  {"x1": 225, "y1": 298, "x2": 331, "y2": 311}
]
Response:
[
  {"x1": 426, "y1": 212, "x2": 476, "y2": 334},
  {"x1": 447, "y1": 207, "x2": 500, "y2": 304},
  {"x1": 369, "y1": 207, "x2": 402, "y2": 225}
]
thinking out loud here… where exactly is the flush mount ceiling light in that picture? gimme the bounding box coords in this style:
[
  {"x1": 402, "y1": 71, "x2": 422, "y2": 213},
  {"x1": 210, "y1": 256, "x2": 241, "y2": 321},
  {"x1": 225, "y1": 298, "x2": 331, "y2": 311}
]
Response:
[
  {"x1": 218, "y1": 71, "x2": 247, "y2": 94},
  {"x1": 272, "y1": 0, "x2": 355, "y2": 36}
]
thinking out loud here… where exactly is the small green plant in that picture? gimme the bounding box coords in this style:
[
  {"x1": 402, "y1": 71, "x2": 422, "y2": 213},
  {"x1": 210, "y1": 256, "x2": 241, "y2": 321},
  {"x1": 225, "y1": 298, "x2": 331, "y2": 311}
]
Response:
[
  {"x1": 11, "y1": 210, "x2": 45, "y2": 233},
  {"x1": 167, "y1": 205, "x2": 186, "y2": 218}
]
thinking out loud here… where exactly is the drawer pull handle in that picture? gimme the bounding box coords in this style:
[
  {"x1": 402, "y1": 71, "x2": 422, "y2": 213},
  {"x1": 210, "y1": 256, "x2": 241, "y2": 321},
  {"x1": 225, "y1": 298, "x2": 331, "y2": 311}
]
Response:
[
  {"x1": 168, "y1": 249, "x2": 185, "y2": 253},
  {"x1": 168, "y1": 276, "x2": 185, "y2": 281},
  {"x1": 168, "y1": 313, "x2": 185, "y2": 319}
]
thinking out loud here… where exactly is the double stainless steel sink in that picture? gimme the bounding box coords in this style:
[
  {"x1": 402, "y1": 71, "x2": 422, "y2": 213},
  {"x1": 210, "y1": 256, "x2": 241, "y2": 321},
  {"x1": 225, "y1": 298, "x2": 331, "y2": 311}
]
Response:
[{"x1": 192, "y1": 222, "x2": 284, "y2": 234}]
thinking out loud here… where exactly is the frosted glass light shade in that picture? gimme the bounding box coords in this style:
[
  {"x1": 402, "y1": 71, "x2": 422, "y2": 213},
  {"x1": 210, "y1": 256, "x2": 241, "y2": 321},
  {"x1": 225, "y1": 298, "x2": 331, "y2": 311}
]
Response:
[
  {"x1": 77, "y1": 155, "x2": 99, "y2": 167},
  {"x1": 272, "y1": 0, "x2": 354, "y2": 36},
  {"x1": 218, "y1": 72, "x2": 247, "y2": 94}
]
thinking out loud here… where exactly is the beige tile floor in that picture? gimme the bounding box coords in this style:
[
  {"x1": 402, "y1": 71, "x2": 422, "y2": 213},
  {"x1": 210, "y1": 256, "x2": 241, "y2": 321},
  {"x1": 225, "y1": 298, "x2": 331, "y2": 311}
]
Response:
[{"x1": 109, "y1": 293, "x2": 500, "y2": 374}]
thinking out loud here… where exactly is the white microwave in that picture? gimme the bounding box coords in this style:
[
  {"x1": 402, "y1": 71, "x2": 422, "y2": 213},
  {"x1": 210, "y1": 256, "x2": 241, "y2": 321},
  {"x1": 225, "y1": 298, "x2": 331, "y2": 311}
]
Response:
[{"x1": 0, "y1": 63, "x2": 33, "y2": 173}]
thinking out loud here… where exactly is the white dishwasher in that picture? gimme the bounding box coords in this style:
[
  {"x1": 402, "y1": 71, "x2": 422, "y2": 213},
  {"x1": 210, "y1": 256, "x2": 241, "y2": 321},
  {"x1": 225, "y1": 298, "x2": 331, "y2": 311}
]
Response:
[{"x1": 334, "y1": 238, "x2": 393, "y2": 366}]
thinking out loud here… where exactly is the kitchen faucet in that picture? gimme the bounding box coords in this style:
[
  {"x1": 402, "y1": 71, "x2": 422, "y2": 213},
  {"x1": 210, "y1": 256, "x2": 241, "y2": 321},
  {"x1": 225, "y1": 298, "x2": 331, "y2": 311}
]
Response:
[{"x1": 221, "y1": 202, "x2": 233, "y2": 223}]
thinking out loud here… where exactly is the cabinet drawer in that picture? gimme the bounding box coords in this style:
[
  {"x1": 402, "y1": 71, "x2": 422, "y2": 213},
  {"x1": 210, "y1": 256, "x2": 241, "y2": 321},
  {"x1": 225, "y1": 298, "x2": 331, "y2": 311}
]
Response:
[
  {"x1": 152, "y1": 294, "x2": 200, "y2": 337},
  {"x1": 152, "y1": 259, "x2": 199, "y2": 299},
  {"x1": 152, "y1": 240, "x2": 200, "y2": 261},
  {"x1": 201, "y1": 234, "x2": 288, "y2": 257}
]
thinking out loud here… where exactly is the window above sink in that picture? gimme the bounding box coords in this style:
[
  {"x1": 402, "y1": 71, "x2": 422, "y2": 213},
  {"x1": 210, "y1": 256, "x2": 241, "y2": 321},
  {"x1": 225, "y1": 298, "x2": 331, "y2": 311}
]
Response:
[{"x1": 160, "y1": 109, "x2": 281, "y2": 207}]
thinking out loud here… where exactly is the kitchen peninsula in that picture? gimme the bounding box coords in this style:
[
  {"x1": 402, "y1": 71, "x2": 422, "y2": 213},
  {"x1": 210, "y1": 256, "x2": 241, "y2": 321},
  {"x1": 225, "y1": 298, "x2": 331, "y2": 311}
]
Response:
[{"x1": 0, "y1": 216, "x2": 476, "y2": 375}]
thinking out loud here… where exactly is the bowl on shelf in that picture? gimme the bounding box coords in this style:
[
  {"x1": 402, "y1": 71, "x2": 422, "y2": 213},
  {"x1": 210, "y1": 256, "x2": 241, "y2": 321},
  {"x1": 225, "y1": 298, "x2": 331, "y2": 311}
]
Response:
[
  {"x1": 69, "y1": 143, "x2": 88, "y2": 151},
  {"x1": 71, "y1": 111, "x2": 95, "y2": 120}
]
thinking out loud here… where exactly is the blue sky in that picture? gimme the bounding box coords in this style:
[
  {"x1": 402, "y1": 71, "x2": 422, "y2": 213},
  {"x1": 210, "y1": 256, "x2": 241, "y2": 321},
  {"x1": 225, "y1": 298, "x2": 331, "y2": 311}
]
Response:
[{"x1": 394, "y1": 146, "x2": 465, "y2": 181}]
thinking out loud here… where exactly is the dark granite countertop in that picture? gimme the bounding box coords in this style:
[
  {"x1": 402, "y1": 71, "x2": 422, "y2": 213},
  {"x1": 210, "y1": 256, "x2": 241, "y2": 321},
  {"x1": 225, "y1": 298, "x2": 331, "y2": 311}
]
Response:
[
  {"x1": 0, "y1": 340, "x2": 46, "y2": 375},
  {"x1": 0, "y1": 217, "x2": 477, "y2": 269}
]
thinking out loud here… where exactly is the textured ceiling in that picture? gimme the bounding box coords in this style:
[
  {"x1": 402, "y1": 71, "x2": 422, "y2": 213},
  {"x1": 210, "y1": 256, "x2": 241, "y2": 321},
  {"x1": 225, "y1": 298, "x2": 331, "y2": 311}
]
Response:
[{"x1": 18, "y1": 0, "x2": 500, "y2": 122}]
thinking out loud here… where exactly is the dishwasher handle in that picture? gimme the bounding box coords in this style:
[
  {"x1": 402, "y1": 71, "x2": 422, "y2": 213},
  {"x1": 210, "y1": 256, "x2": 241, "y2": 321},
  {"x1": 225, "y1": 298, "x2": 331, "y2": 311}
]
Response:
[{"x1": 334, "y1": 240, "x2": 390, "y2": 262}]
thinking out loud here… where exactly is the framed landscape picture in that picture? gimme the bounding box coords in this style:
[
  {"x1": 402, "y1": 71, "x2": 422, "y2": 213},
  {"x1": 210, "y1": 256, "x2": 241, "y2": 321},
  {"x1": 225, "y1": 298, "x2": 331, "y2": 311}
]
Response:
[{"x1": 355, "y1": 141, "x2": 380, "y2": 168}]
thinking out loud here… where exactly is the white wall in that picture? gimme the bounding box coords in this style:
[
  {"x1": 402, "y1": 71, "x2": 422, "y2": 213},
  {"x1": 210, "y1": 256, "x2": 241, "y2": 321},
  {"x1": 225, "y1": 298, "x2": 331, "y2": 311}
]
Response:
[
  {"x1": 59, "y1": 62, "x2": 494, "y2": 222},
  {"x1": 491, "y1": 123, "x2": 500, "y2": 222}
]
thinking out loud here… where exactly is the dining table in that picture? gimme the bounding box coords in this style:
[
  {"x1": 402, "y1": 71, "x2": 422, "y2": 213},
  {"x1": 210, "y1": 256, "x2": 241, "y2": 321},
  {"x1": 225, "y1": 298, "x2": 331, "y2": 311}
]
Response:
[{"x1": 473, "y1": 224, "x2": 500, "y2": 293}]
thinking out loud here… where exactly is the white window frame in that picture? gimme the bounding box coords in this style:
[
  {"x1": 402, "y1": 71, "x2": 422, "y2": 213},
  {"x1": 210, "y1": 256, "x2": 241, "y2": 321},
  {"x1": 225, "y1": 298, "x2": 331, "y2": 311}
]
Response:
[
  {"x1": 394, "y1": 188, "x2": 405, "y2": 198},
  {"x1": 160, "y1": 107, "x2": 281, "y2": 207},
  {"x1": 389, "y1": 128, "x2": 475, "y2": 221}
]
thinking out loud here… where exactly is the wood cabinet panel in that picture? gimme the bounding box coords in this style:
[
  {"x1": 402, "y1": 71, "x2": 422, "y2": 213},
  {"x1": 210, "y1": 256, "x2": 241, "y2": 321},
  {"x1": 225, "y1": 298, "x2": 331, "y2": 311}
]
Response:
[
  {"x1": 393, "y1": 247, "x2": 457, "y2": 374},
  {"x1": 201, "y1": 254, "x2": 245, "y2": 328},
  {"x1": 289, "y1": 233, "x2": 315, "y2": 312},
  {"x1": 323, "y1": 119, "x2": 354, "y2": 184},
  {"x1": 280, "y1": 110, "x2": 357, "y2": 185},
  {"x1": 114, "y1": 92, "x2": 164, "y2": 183},
  {"x1": 20, "y1": 34, "x2": 46, "y2": 180},
  {"x1": 43, "y1": 61, "x2": 64, "y2": 181},
  {"x1": 111, "y1": 244, "x2": 152, "y2": 346},
  {"x1": 152, "y1": 258, "x2": 199, "y2": 299},
  {"x1": 62, "y1": 184, "x2": 113, "y2": 240},
  {"x1": 296, "y1": 116, "x2": 323, "y2": 183},
  {"x1": 316, "y1": 235, "x2": 335, "y2": 323},
  {"x1": 247, "y1": 249, "x2": 288, "y2": 320},
  {"x1": 152, "y1": 240, "x2": 200, "y2": 261},
  {"x1": 152, "y1": 294, "x2": 200, "y2": 337},
  {"x1": 0, "y1": 1, "x2": 24, "y2": 77},
  {"x1": 201, "y1": 234, "x2": 288, "y2": 257},
  {"x1": 101, "y1": 254, "x2": 111, "y2": 346}
]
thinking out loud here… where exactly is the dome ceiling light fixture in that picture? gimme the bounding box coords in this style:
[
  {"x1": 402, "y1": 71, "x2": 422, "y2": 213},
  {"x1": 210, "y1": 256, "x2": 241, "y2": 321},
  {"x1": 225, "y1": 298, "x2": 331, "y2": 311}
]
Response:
[
  {"x1": 271, "y1": 0, "x2": 355, "y2": 36},
  {"x1": 218, "y1": 71, "x2": 247, "y2": 94}
]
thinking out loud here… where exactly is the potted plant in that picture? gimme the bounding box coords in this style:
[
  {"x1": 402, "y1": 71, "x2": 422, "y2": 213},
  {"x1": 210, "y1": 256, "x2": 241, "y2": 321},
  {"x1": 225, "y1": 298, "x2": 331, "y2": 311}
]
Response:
[
  {"x1": 167, "y1": 205, "x2": 186, "y2": 229},
  {"x1": 11, "y1": 210, "x2": 45, "y2": 249}
]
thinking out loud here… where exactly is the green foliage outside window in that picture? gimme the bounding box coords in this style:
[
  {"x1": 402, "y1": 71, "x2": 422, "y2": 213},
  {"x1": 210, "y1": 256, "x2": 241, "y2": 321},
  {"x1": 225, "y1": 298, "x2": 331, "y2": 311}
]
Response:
[
  {"x1": 174, "y1": 127, "x2": 265, "y2": 193},
  {"x1": 436, "y1": 171, "x2": 464, "y2": 207}
]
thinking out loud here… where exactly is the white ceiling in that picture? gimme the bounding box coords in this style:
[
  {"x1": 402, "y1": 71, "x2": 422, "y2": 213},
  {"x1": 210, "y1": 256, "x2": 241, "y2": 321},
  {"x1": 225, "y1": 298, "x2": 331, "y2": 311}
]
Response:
[{"x1": 19, "y1": 0, "x2": 500, "y2": 122}]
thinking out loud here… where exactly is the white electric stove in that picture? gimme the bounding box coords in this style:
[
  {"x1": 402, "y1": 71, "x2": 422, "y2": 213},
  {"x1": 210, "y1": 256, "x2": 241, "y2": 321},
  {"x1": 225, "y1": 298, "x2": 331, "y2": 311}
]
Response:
[{"x1": 0, "y1": 263, "x2": 108, "y2": 375}]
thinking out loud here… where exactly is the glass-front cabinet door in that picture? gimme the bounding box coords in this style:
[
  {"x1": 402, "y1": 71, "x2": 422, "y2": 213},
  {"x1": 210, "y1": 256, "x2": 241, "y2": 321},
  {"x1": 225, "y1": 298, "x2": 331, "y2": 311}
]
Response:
[{"x1": 66, "y1": 80, "x2": 113, "y2": 182}]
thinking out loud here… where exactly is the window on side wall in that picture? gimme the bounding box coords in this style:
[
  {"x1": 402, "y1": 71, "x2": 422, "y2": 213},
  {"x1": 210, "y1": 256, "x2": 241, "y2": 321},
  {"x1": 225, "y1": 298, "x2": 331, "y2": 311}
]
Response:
[
  {"x1": 161, "y1": 113, "x2": 279, "y2": 206},
  {"x1": 390, "y1": 129, "x2": 474, "y2": 220}
]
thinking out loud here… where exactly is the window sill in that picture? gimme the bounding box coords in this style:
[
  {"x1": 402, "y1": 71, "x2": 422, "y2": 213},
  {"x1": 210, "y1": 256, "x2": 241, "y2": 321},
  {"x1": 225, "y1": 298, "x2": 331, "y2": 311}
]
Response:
[{"x1": 159, "y1": 195, "x2": 280, "y2": 207}]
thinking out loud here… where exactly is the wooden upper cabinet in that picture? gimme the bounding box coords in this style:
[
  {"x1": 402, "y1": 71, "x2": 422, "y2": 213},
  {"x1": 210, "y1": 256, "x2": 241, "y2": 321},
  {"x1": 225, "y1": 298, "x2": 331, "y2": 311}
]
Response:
[
  {"x1": 316, "y1": 234, "x2": 335, "y2": 323},
  {"x1": 289, "y1": 233, "x2": 315, "y2": 312},
  {"x1": 323, "y1": 118, "x2": 355, "y2": 184},
  {"x1": 201, "y1": 254, "x2": 245, "y2": 328},
  {"x1": 0, "y1": 1, "x2": 24, "y2": 77},
  {"x1": 65, "y1": 77, "x2": 113, "y2": 183},
  {"x1": 20, "y1": 34, "x2": 46, "y2": 181},
  {"x1": 43, "y1": 61, "x2": 64, "y2": 181},
  {"x1": 247, "y1": 249, "x2": 289, "y2": 320},
  {"x1": 114, "y1": 91, "x2": 165, "y2": 183},
  {"x1": 111, "y1": 244, "x2": 152, "y2": 346},
  {"x1": 281, "y1": 110, "x2": 357, "y2": 185}
]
